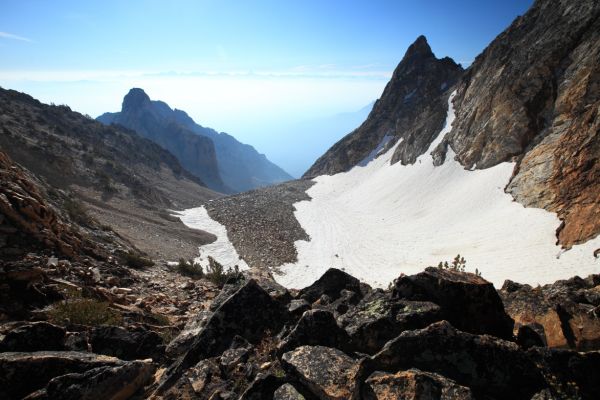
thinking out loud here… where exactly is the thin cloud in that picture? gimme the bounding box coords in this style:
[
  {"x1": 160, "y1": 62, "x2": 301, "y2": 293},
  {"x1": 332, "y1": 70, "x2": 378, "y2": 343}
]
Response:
[{"x1": 0, "y1": 31, "x2": 33, "y2": 42}]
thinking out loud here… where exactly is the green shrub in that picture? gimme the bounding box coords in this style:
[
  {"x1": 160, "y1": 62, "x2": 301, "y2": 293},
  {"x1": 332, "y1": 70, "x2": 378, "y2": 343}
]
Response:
[
  {"x1": 64, "y1": 198, "x2": 94, "y2": 226},
  {"x1": 433, "y1": 254, "x2": 467, "y2": 272},
  {"x1": 177, "y1": 258, "x2": 204, "y2": 279},
  {"x1": 205, "y1": 256, "x2": 242, "y2": 288},
  {"x1": 48, "y1": 299, "x2": 122, "y2": 326},
  {"x1": 123, "y1": 251, "x2": 154, "y2": 269}
]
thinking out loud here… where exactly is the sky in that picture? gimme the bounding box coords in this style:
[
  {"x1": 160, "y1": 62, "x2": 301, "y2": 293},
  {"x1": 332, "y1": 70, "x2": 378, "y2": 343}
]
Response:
[{"x1": 0, "y1": 0, "x2": 533, "y2": 176}]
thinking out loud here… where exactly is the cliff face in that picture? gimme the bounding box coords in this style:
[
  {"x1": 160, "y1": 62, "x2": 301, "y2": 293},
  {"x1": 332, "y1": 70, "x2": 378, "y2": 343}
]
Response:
[
  {"x1": 446, "y1": 0, "x2": 600, "y2": 247},
  {"x1": 303, "y1": 36, "x2": 463, "y2": 178},
  {"x1": 98, "y1": 89, "x2": 227, "y2": 193}
]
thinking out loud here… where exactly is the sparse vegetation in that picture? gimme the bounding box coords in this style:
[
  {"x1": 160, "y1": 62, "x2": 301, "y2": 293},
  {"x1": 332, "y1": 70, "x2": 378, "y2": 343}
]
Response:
[
  {"x1": 177, "y1": 258, "x2": 204, "y2": 279},
  {"x1": 64, "y1": 197, "x2": 94, "y2": 226},
  {"x1": 48, "y1": 298, "x2": 122, "y2": 326},
  {"x1": 122, "y1": 250, "x2": 154, "y2": 269},
  {"x1": 433, "y1": 254, "x2": 467, "y2": 272}
]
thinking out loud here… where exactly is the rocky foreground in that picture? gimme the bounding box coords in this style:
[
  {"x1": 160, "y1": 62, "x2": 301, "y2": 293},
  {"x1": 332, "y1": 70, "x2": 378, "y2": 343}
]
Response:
[{"x1": 2, "y1": 263, "x2": 600, "y2": 400}]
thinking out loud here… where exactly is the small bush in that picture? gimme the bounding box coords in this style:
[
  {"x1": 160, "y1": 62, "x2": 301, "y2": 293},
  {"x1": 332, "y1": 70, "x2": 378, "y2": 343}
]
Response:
[
  {"x1": 433, "y1": 254, "x2": 467, "y2": 272},
  {"x1": 205, "y1": 256, "x2": 242, "y2": 288},
  {"x1": 48, "y1": 299, "x2": 122, "y2": 326},
  {"x1": 123, "y1": 251, "x2": 154, "y2": 269},
  {"x1": 64, "y1": 198, "x2": 94, "y2": 226},
  {"x1": 177, "y1": 258, "x2": 204, "y2": 279}
]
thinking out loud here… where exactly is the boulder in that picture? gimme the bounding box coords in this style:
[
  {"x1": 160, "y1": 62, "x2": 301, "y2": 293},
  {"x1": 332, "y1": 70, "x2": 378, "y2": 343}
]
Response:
[
  {"x1": 273, "y1": 383, "x2": 306, "y2": 400},
  {"x1": 368, "y1": 321, "x2": 546, "y2": 400},
  {"x1": 500, "y1": 275, "x2": 600, "y2": 350},
  {"x1": 516, "y1": 324, "x2": 545, "y2": 349},
  {"x1": 0, "y1": 322, "x2": 66, "y2": 352},
  {"x1": 339, "y1": 289, "x2": 442, "y2": 354},
  {"x1": 528, "y1": 348, "x2": 600, "y2": 400},
  {"x1": 156, "y1": 279, "x2": 288, "y2": 394},
  {"x1": 298, "y1": 268, "x2": 366, "y2": 304},
  {"x1": 90, "y1": 325, "x2": 164, "y2": 361},
  {"x1": 0, "y1": 351, "x2": 124, "y2": 399},
  {"x1": 363, "y1": 369, "x2": 473, "y2": 400},
  {"x1": 281, "y1": 345, "x2": 362, "y2": 400},
  {"x1": 393, "y1": 267, "x2": 514, "y2": 339},
  {"x1": 164, "y1": 310, "x2": 212, "y2": 358},
  {"x1": 42, "y1": 359, "x2": 155, "y2": 400},
  {"x1": 278, "y1": 309, "x2": 352, "y2": 355}
]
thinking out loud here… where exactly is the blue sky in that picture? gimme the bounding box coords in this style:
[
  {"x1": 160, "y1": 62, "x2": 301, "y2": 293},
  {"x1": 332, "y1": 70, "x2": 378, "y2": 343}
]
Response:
[{"x1": 0, "y1": 0, "x2": 532, "y2": 175}]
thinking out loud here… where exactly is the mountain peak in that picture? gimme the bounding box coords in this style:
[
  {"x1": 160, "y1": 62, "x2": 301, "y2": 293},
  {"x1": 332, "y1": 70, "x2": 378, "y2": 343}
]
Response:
[
  {"x1": 122, "y1": 88, "x2": 151, "y2": 112},
  {"x1": 403, "y1": 35, "x2": 434, "y2": 60}
]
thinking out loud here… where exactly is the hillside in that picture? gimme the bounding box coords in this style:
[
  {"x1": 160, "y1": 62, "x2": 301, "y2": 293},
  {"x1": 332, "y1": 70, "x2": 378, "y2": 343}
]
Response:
[
  {"x1": 0, "y1": 87, "x2": 220, "y2": 260},
  {"x1": 98, "y1": 89, "x2": 293, "y2": 193}
]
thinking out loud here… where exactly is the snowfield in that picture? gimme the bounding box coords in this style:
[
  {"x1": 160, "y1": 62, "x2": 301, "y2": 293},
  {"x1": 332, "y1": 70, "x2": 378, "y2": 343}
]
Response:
[
  {"x1": 177, "y1": 91, "x2": 599, "y2": 289},
  {"x1": 171, "y1": 207, "x2": 249, "y2": 271},
  {"x1": 275, "y1": 92, "x2": 600, "y2": 288}
]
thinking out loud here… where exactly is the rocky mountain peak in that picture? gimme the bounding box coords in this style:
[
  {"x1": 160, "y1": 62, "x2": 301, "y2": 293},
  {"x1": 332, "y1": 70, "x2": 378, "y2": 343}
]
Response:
[
  {"x1": 122, "y1": 88, "x2": 151, "y2": 112},
  {"x1": 401, "y1": 34, "x2": 434, "y2": 62}
]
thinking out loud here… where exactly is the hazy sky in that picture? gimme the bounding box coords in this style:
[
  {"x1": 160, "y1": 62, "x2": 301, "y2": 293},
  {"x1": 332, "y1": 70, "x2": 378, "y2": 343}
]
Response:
[{"x1": 0, "y1": 0, "x2": 532, "y2": 174}]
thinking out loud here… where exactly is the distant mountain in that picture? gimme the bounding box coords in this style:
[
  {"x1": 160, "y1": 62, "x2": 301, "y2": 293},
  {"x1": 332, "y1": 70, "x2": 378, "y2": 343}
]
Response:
[{"x1": 98, "y1": 89, "x2": 293, "y2": 193}]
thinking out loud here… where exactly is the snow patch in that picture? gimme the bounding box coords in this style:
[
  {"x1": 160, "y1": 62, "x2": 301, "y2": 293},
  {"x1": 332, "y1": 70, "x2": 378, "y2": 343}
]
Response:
[
  {"x1": 358, "y1": 134, "x2": 394, "y2": 167},
  {"x1": 275, "y1": 91, "x2": 600, "y2": 289},
  {"x1": 172, "y1": 207, "x2": 249, "y2": 271}
]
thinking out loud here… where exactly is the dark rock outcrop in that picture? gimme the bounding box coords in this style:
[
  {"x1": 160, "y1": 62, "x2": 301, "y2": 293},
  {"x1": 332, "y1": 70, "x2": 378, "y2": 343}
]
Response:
[
  {"x1": 393, "y1": 267, "x2": 514, "y2": 340},
  {"x1": 304, "y1": 36, "x2": 463, "y2": 178},
  {"x1": 368, "y1": 321, "x2": 546, "y2": 400},
  {"x1": 156, "y1": 279, "x2": 289, "y2": 394},
  {"x1": 0, "y1": 351, "x2": 125, "y2": 399},
  {"x1": 338, "y1": 289, "x2": 442, "y2": 354},
  {"x1": 298, "y1": 268, "x2": 366, "y2": 304},
  {"x1": 0, "y1": 322, "x2": 66, "y2": 352},
  {"x1": 89, "y1": 325, "x2": 164, "y2": 361}
]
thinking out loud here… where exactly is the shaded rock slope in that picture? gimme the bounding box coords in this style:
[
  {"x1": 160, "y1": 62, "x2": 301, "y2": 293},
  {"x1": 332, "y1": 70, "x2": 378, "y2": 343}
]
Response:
[
  {"x1": 98, "y1": 89, "x2": 293, "y2": 193},
  {"x1": 305, "y1": 0, "x2": 600, "y2": 248},
  {"x1": 0, "y1": 87, "x2": 220, "y2": 260}
]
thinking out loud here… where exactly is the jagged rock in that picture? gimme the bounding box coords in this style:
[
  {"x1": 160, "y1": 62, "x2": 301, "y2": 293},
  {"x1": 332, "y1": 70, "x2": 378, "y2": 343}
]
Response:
[
  {"x1": 298, "y1": 268, "x2": 367, "y2": 304},
  {"x1": 89, "y1": 325, "x2": 164, "y2": 361},
  {"x1": 0, "y1": 351, "x2": 125, "y2": 399},
  {"x1": 281, "y1": 345, "x2": 362, "y2": 400},
  {"x1": 393, "y1": 267, "x2": 514, "y2": 339},
  {"x1": 164, "y1": 310, "x2": 212, "y2": 358},
  {"x1": 528, "y1": 348, "x2": 600, "y2": 400},
  {"x1": 273, "y1": 383, "x2": 306, "y2": 400},
  {"x1": 304, "y1": 35, "x2": 463, "y2": 177},
  {"x1": 41, "y1": 359, "x2": 155, "y2": 400},
  {"x1": 156, "y1": 279, "x2": 288, "y2": 394},
  {"x1": 363, "y1": 369, "x2": 474, "y2": 400},
  {"x1": 288, "y1": 299, "x2": 311, "y2": 316},
  {"x1": 0, "y1": 322, "x2": 66, "y2": 352},
  {"x1": 278, "y1": 309, "x2": 352, "y2": 355},
  {"x1": 338, "y1": 289, "x2": 442, "y2": 354},
  {"x1": 500, "y1": 275, "x2": 600, "y2": 350},
  {"x1": 368, "y1": 321, "x2": 546, "y2": 400},
  {"x1": 220, "y1": 336, "x2": 253, "y2": 371}
]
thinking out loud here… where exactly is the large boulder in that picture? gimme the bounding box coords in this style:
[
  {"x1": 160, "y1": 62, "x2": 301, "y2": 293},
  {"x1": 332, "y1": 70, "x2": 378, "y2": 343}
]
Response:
[
  {"x1": 41, "y1": 359, "x2": 155, "y2": 400},
  {"x1": 278, "y1": 309, "x2": 352, "y2": 355},
  {"x1": 0, "y1": 351, "x2": 125, "y2": 399},
  {"x1": 368, "y1": 321, "x2": 546, "y2": 400},
  {"x1": 363, "y1": 369, "x2": 474, "y2": 400},
  {"x1": 0, "y1": 322, "x2": 66, "y2": 352},
  {"x1": 298, "y1": 268, "x2": 367, "y2": 304},
  {"x1": 393, "y1": 267, "x2": 514, "y2": 339},
  {"x1": 156, "y1": 279, "x2": 288, "y2": 394},
  {"x1": 500, "y1": 275, "x2": 600, "y2": 350},
  {"x1": 339, "y1": 289, "x2": 442, "y2": 354},
  {"x1": 273, "y1": 383, "x2": 306, "y2": 400},
  {"x1": 281, "y1": 345, "x2": 362, "y2": 400},
  {"x1": 89, "y1": 325, "x2": 164, "y2": 361}
]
